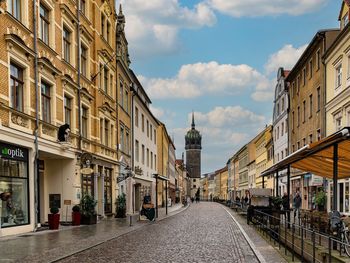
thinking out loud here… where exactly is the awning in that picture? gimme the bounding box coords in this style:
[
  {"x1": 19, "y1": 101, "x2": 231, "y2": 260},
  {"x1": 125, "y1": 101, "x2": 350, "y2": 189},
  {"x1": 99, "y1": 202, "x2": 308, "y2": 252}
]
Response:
[{"x1": 261, "y1": 127, "x2": 350, "y2": 179}]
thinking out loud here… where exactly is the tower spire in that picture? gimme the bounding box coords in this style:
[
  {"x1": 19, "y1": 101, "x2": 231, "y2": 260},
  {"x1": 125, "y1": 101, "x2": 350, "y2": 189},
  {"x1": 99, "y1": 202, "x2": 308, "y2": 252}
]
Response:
[{"x1": 191, "y1": 111, "x2": 195, "y2": 129}]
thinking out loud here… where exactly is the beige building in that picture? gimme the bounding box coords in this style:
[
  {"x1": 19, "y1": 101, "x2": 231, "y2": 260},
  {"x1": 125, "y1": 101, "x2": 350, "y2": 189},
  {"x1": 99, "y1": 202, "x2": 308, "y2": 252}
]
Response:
[
  {"x1": 286, "y1": 28, "x2": 339, "y2": 209},
  {"x1": 255, "y1": 125, "x2": 272, "y2": 189},
  {"x1": 324, "y1": 1, "x2": 350, "y2": 213},
  {"x1": 237, "y1": 145, "x2": 248, "y2": 196},
  {"x1": 0, "y1": 0, "x2": 122, "y2": 236}
]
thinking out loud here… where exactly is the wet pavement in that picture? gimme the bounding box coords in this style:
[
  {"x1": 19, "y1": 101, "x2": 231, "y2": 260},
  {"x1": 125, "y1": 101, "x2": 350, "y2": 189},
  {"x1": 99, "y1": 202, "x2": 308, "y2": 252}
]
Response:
[
  {"x1": 0, "y1": 203, "x2": 287, "y2": 263},
  {"x1": 0, "y1": 204, "x2": 184, "y2": 263},
  {"x1": 59, "y1": 202, "x2": 260, "y2": 263}
]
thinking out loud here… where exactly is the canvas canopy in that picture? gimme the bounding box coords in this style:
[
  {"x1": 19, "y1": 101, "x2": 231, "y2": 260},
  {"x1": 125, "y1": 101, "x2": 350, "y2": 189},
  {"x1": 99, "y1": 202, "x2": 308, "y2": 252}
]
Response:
[{"x1": 261, "y1": 127, "x2": 350, "y2": 179}]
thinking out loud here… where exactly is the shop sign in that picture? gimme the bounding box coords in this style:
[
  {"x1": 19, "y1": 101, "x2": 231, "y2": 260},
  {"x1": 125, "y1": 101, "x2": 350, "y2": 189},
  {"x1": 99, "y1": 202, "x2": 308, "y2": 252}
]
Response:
[
  {"x1": 310, "y1": 174, "x2": 323, "y2": 186},
  {"x1": 0, "y1": 143, "x2": 28, "y2": 161},
  {"x1": 80, "y1": 167, "x2": 94, "y2": 174}
]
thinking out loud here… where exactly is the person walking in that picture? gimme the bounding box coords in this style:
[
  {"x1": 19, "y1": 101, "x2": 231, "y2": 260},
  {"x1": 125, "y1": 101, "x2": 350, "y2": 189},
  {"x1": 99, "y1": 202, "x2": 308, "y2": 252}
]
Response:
[
  {"x1": 282, "y1": 192, "x2": 289, "y2": 221},
  {"x1": 293, "y1": 191, "x2": 302, "y2": 221}
]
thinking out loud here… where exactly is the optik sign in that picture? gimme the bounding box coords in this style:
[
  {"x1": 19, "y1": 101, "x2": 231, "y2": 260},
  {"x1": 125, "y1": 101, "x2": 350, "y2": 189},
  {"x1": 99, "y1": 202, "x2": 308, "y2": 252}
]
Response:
[{"x1": 0, "y1": 143, "x2": 28, "y2": 161}]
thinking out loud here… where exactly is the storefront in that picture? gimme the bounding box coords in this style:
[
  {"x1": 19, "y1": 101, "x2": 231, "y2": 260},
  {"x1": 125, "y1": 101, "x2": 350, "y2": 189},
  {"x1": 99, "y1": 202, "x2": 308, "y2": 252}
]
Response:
[
  {"x1": 0, "y1": 142, "x2": 29, "y2": 229},
  {"x1": 329, "y1": 179, "x2": 350, "y2": 214}
]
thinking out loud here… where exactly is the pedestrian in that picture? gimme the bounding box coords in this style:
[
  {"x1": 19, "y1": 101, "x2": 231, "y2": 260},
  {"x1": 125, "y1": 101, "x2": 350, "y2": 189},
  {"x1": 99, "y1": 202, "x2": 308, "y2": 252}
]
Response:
[
  {"x1": 293, "y1": 191, "x2": 302, "y2": 220},
  {"x1": 282, "y1": 192, "x2": 289, "y2": 221}
]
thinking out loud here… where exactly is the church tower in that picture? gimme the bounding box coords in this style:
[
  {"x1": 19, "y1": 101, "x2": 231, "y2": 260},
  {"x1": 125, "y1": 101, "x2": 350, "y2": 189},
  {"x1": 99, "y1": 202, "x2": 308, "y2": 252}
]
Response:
[{"x1": 185, "y1": 112, "x2": 202, "y2": 197}]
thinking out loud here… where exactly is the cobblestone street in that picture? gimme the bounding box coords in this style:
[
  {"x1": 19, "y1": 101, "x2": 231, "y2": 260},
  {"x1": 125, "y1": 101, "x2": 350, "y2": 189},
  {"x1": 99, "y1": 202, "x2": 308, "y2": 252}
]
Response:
[{"x1": 59, "y1": 202, "x2": 259, "y2": 263}]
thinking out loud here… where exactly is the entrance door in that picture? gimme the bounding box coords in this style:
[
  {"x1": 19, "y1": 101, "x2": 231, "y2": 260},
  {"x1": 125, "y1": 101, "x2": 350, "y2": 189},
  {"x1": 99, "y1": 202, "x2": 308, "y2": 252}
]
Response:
[
  {"x1": 38, "y1": 160, "x2": 45, "y2": 224},
  {"x1": 135, "y1": 184, "x2": 141, "y2": 212},
  {"x1": 104, "y1": 169, "x2": 112, "y2": 214}
]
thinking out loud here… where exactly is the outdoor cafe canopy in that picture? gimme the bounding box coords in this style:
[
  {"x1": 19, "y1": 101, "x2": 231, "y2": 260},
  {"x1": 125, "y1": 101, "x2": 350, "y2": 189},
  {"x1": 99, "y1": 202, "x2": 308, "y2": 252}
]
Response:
[{"x1": 261, "y1": 127, "x2": 350, "y2": 180}]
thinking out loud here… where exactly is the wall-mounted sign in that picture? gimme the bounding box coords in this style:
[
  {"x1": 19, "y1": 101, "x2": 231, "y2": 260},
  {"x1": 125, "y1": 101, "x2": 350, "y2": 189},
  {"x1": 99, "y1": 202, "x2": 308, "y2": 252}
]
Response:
[
  {"x1": 64, "y1": 200, "x2": 71, "y2": 205},
  {"x1": 81, "y1": 167, "x2": 94, "y2": 174},
  {"x1": 49, "y1": 194, "x2": 61, "y2": 208},
  {"x1": 0, "y1": 143, "x2": 28, "y2": 161}
]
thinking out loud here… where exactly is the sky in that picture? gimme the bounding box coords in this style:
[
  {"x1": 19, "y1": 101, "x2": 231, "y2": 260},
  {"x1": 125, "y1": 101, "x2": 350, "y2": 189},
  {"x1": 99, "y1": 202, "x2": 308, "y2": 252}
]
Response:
[{"x1": 119, "y1": 0, "x2": 340, "y2": 174}]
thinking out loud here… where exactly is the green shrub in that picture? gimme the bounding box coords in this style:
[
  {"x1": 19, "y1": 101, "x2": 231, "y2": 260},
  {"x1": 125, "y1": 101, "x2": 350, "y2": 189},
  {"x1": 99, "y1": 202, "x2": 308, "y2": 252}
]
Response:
[
  {"x1": 50, "y1": 206, "x2": 59, "y2": 214},
  {"x1": 80, "y1": 194, "x2": 97, "y2": 217},
  {"x1": 72, "y1": 205, "x2": 80, "y2": 212}
]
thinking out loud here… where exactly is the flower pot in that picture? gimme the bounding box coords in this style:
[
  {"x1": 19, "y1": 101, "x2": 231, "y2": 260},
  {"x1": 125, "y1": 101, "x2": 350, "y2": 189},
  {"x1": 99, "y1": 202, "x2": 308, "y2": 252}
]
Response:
[
  {"x1": 48, "y1": 214, "x2": 60, "y2": 230},
  {"x1": 81, "y1": 214, "x2": 97, "y2": 225},
  {"x1": 72, "y1": 211, "x2": 81, "y2": 226}
]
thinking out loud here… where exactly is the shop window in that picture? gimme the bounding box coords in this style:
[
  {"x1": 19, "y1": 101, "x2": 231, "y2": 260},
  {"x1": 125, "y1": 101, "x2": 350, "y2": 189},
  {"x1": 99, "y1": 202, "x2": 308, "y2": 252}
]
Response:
[{"x1": 0, "y1": 144, "x2": 29, "y2": 228}]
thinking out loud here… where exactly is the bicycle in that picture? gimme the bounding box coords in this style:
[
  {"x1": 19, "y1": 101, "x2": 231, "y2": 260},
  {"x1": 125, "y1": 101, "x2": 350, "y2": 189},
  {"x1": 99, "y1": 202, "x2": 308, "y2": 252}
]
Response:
[{"x1": 330, "y1": 211, "x2": 350, "y2": 257}]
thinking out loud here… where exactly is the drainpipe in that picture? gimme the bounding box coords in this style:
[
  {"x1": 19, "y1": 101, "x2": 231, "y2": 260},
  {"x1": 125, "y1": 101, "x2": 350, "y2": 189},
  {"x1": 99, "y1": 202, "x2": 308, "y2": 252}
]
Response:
[
  {"x1": 33, "y1": 0, "x2": 39, "y2": 231},
  {"x1": 77, "y1": 0, "x2": 82, "y2": 151}
]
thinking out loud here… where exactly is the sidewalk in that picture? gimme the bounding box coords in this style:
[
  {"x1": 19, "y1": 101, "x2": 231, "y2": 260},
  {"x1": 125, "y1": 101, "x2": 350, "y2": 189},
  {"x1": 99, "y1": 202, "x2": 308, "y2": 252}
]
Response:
[{"x1": 0, "y1": 203, "x2": 186, "y2": 263}]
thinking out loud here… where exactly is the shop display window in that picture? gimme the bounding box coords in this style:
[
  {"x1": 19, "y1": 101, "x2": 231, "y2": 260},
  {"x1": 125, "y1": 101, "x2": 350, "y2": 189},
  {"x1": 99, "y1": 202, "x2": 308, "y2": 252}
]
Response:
[{"x1": 0, "y1": 158, "x2": 29, "y2": 228}]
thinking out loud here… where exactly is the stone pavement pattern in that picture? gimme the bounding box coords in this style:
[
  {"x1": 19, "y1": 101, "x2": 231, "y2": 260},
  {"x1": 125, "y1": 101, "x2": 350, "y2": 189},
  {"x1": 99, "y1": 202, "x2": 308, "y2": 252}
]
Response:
[{"x1": 60, "y1": 202, "x2": 259, "y2": 263}]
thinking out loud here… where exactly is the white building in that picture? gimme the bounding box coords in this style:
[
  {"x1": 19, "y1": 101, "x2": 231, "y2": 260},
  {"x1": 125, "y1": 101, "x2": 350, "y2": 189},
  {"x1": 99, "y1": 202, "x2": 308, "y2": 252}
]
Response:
[
  {"x1": 130, "y1": 70, "x2": 158, "y2": 213},
  {"x1": 272, "y1": 67, "x2": 290, "y2": 195}
]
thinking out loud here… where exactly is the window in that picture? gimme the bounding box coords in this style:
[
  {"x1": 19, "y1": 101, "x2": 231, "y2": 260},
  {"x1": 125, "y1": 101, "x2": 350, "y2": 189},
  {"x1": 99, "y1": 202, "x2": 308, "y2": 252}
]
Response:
[
  {"x1": 281, "y1": 122, "x2": 284, "y2": 136},
  {"x1": 303, "y1": 67, "x2": 306, "y2": 86},
  {"x1": 64, "y1": 95, "x2": 72, "y2": 126},
  {"x1": 80, "y1": 0, "x2": 86, "y2": 15},
  {"x1": 309, "y1": 59, "x2": 313, "y2": 78},
  {"x1": 8, "y1": 0, "x2": 21, "y2": 20},
  {"x1": 303, "y1": 138, "x2": 306, "y2": 146},
  {"x1": 104, "y1": 119, "x2": 109, "y2": 146},
  {"x1": 297, "y1": 141, "x2": 300, "y2": 149},
  {"x1": 147, "y1": 148, "x2": 149, "y2": 167},
  {"x1": 281, "y1": 98, "x2": 285, "y2": 112},
  {"x1": 104, "y1": 67, "x2": 109, "y2": 93},
  {"x1": 120, "y1": 126, "x2": 124, "y2": 151},
  {"x1": 126, "y1": 131, "x2": 129, "y2": 154},
  {"x1": 141, "y1": 114, "x2": 144, "y2": 132},
  {"x1": 154, "y1": 154, "x2": 157, "y2": 169},
  {"x1": 292, "y1": 82, "x2": 295, "y2": 99},
  {"x1": 110, "y1": 74, "x2": 113, "y2": 97},
  {"x1": 277, "y1": 126, "x2": 279, "y2": 140},
  {"x1": 297, "y1": 76, "x2": 300, "y2": 94},
  {"x1": 41, "y1": 81, "x2": 51, "y2": 123},
  {"x1": 135, "y1": 107, "x2": 139, "y2": 127},
  {"x1": 317, "y1": 129, "x2": 321, "y2": 141},
  {"x1": 309, "y1": 94, "x2": 313, "y2": 118},
  {"x1": 82, "y1": 106, "x2": 88, "y2": 137},
  {"x1": 343, "y1": 13, "x2": 349, "y2": 28},
  {"x1": 151, "y1": 152, "x2": 153, "y2": 169},
  {"x1": 81, "y1": 45, "x2": 87, "y2": 77},
  {"x1": 39, "y1": 4, "x2": 49, "y2": 45},
  {"x1": 63, "y1": 27, "x2": 71, "y2": 63},
  {"x1": 107, "y1": 21, "x2": 111, "y2": 43},
  {"x1": 285, "y1": 120, "x2": 288, "y2": 134},
  {"x1": 309, "y1": 134, "x2": 313, "y2": 144},
  {"x1": 135, "y1": 140, "x2": 139, "y2": 162},
  {"x1": 10, "y1": 63, "x2": 24, "y2": 112},
  {"x1": 150, "y1": 124, "x2": 153, "y2": 140},
  {"x1": 119, "y1": 80, "x2": 124, "y2": 106},
  {"x1": 317, "y1": 49, "x2": 321, "y2": 70},
  {"x1": 154, "y1": 129, "x2": 156, "y2": 144},
  {"x1": 292, "y1": 111, "x2": 295, "y2": 131},
  {"x1": 100, "y1": 119, "x2": 103, "y2": 143},
  {"x1": 297, "y1": 106, "x2": 300, "y2": 127},
  {"x1": 110, "y1": 124, "x2": 114, "y2": 147},
  {"x1": 147, "y1": 120, "x2": 149, "y2": 137},
  {"x1": 277, "y1": 103, "x2": 280, "y2": 116},
  {"x1": 336, "y1": 64, "x2": 342, "y2": 89},
  {"x1": 124, "y1": 90, "x2": 128, "y2": 112},
  {"x1": 142, "y1": 145, "x2": 145, "y2": 164},
  {"x1": 303, "y1": 100, "x2": 306, "y2": 123},
  {"x1": 317, "y1": 87, "x2": 320, "y2": 111},
  {"x1": 101, "y1": 13, "x2": 105, "y2": 38},
  {"x1": 336, "y1": 115, "x2": 342, "y2": 131}
]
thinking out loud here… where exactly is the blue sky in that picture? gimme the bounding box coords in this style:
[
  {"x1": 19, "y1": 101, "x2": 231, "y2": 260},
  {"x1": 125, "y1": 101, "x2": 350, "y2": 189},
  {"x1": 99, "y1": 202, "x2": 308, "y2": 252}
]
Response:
[{"x1": 119, "y1": 0, "x2": 340, "y2": 174}]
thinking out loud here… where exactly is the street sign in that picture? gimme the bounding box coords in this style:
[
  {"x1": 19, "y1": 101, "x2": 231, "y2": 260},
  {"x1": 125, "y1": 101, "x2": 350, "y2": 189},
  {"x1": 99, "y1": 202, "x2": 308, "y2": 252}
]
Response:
[{"x1": 64, "y1": 200, "x2": 71, "y2": 205}]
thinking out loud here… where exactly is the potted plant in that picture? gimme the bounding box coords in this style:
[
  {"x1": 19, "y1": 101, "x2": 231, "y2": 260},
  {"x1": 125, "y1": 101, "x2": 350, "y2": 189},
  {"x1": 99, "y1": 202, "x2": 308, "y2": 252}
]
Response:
[
  {"x1": 48, "y1": 206, "x2": 60, "y2": 230},
  {"x1": 315, "y1": 189, "x2": 326, "y2": 212},
  {"x1": 115, "y1": 193, "x2": 126, "y2": 218},
  {"x1": 72, "y1": 205, "x2": 81, "y2": 226},
  {"x1": 80, "y1": 194, "x2": 97, "y2": 225}
]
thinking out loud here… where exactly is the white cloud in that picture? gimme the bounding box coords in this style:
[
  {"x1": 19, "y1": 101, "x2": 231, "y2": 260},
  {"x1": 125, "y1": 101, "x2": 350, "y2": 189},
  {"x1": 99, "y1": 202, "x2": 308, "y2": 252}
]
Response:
[
  {"x1": 141, "y1": 61, "x2": 270, "y2": 99},
  {"x1": 120, "y1": 0, "x2": 216, "y2": 58},
  {"x1": 264, "y1": 44, "x2": 308, "y2": 75},
  {"x1": 207, "y1": 0, "x2": 327, "y2": 17},
  {"x1": 149, "y1": 105, "x2": 164, "y2": 119}
]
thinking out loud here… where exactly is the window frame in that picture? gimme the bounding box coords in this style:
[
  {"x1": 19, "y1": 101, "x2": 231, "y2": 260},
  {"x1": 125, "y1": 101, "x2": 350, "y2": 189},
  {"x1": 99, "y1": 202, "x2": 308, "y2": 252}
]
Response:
[
  {"x1": 41, "y1": 80, "x2": 51, "y2": 123},
  {"x1": 10, "y1": 62, "x2": 24, "y2": 112}
]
